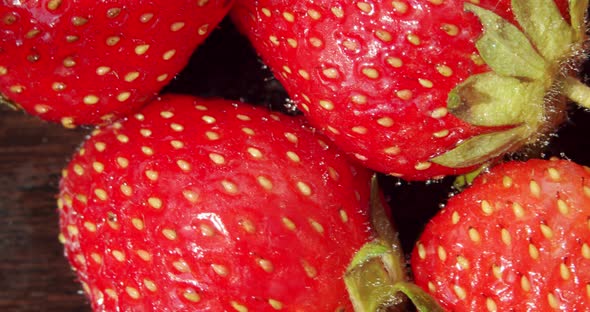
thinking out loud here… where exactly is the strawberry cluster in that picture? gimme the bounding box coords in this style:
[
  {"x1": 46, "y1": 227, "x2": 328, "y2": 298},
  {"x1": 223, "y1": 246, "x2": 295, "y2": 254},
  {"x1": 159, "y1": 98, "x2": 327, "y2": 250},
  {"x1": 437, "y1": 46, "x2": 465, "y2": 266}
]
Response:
[{"x1": 2, "y1": 0, "x2": 590, "y2": 311}]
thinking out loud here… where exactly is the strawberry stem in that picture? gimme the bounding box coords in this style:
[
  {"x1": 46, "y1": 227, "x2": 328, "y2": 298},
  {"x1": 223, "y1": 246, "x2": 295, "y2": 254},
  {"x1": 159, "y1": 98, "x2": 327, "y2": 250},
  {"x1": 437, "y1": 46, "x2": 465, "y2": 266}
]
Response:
[
  {"x1": 344, "y1": 176, "x2": 444, "y2": 311},
  {"x1": 563, "y1": 76, "x2": 590, "y2": 109}
]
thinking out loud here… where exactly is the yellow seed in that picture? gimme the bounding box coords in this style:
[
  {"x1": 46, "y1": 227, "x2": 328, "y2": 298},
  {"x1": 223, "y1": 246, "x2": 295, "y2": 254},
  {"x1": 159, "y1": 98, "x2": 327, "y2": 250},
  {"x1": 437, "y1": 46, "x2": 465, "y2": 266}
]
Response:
[
  {"x1": 173, "y1": 260, "x2": 190, "y2": 272},
  {"x1": 500, "y1": 228, "x2": 511, "y2": 245},
  {"x1": 437, "y1": 245, "x2": 447, "y2": 261},
  {"x1": 418, "y1": 78, "x2": 434, "y2": 88},
  {"x1": 297, "y1": 182, "x2": 312, "y2": 196},
  {"x1": 540, "y1": 223, "x2": 553, "y2": 239},
  {"x1": 453, "y1": 285, "x2": 467, "y2": 300},
  {"x1": 441, "y1": 23, "x2": 459, "y2": 36},
  {"x1": 148, "y1": 197, "x2": 162, "y2": 209},
  {"x1": 357, "y1": 2, "x2": 372, "y2": 13},
  {"x1": 481, "y1": 200, "x2": 493, "y2": 215},
  {"x1": 137, "y1": 250, "x2": 152, "y2": 261},
  {"x1": 456, "y1": 256, "x2": 470, "y2": 270},
  {"x1": 436, "y1": 64, "x2": 453, "y2": 77},
  {"x1": 521, "y1": 275, "x2": 531, "y2": 291},
  {"x1": 125, "y1": 286, "x2": 140, "y2": 299},
  {"x1": 396, "y1": 89, "x2": 413, "y2": 100},
  {"x1": 221, "y1": 180, "x2": 239, "y2": 194},
  {"x1": 183, "y1": 290, "x2": 201, "y2": 302},
  {"x1": 547, "y1": 292, "x2": 558, "y2": 309},
  {"x1": 502, "y1": 176, "x2": 513, "y2": 188},
  {"x1": 529, "y1": 243, "x2": 539, "y2": 260},
  {"x1": 513, "y1": 202, "x2": 525, "y2": 218},
  {"x1": 135, "y1": 44, "x2": 150, "y2": 55},
  {"x1": 143, "y1": 279, "x2": 157, "y2": 292},
  {"x1": 231, "y1": 301, "x2": 248, "y2": 312},
  {"x1": 257, "y1": 258, "x2": 274, "y2": 273},
  {"x1": 112, "y1": 250, "x2": 125, "y2": 262},
  {"x1": 162, "y1": 228, "x2": 177, "y2": 240},
  {"x1": 163, "y1": 49, "x2": 176, "y2": 60},
  {"x1": 529, "y1": 180, "x2": 541, "y2": 198},
  {"x1": 486, "y1": 297, "x2": 497, "y2": 312},
  {"x1": 417, "y1": 242, "x2": 426, "y2": 259},
  {"x1": 557, "y1": 199, "x2": 569, "y2": 215},
  {"x1": 125, "y1": 71, "x2": 140, "y2": 82},
  {"x1": 375, "y1": 29, "x2": 392, "y2": 42},
  {"x1": 83, "y1": 95, "x2": 99, "y2": 105},
  {"x1": 377, "y1": 117, "x2": 394, "y2": 127},
  {"x1": 468, "y1": 228, "x2": 481, "y2": 243},
  {"x1": 362, "y1": 67, "x2": 379, "y2": 79},
  {"x1": 131, "y1": 218, "x2": 144, "y2": 230},
  {"x1": 407, "y1": 33, "x2": 421, "y2": 45},
  {"x1": 560, "y1": 262, "x2": 571, "y2": 280},
  {"x1": 282, "y1": 11, "x2": 295, "y2": 22},
  {"x1": 212, "y1": 264, "x2": 229, "y2": 277},
  {"x1": 414, "y1": 162, "x2": 432, "y2": 171}
]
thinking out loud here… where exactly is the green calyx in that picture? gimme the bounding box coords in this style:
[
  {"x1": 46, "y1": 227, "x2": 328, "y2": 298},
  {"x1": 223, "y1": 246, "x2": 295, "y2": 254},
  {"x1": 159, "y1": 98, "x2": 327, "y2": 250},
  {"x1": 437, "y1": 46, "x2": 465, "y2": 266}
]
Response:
[
  {"x1": 431, "y1": 0, "x2": 590, "y2": 168},
  {"x1": 344, "y1": 176, "x2": 444, "y2": 311}
]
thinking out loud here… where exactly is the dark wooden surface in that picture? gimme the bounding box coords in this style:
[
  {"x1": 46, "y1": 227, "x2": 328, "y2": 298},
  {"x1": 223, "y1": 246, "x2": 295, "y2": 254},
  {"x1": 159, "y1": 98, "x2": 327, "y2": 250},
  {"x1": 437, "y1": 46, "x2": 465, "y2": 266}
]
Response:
[{"x1": 0, "y1": 106, "x2": 90, "y2": 311}]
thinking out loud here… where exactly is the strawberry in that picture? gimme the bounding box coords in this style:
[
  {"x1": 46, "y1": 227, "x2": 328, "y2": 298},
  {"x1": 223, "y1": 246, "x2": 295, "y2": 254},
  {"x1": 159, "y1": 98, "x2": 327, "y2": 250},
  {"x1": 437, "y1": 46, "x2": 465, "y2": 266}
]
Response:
[
  {"x1": 57, "y1": 94, "x2": 385, "y2": 311},
  {"x1": 231, "y1": 0, "x2": 590, "y2": 181},
  {"x1": 411, "y1": 158, "x2": 590, "y2": 311},
  {"x1": 0, "y1": 1, "x2": 232, "y2": 128}
]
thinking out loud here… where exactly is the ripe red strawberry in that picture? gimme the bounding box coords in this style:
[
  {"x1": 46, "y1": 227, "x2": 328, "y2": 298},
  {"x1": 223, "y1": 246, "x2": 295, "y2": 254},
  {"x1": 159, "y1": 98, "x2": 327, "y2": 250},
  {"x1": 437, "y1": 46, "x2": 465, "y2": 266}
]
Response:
[
  {"x1": 57, "y1": 95, "x2": 382, "y2": 311},
  {"x1": 0, "y1": 1, "x2": 232, "y2": 128},
  {"x1": 231, "y1": 0, "x2": 589, "y2": 180},
  {"x1": 411, "y1": 158, "x2": 590, "y2": 311}
]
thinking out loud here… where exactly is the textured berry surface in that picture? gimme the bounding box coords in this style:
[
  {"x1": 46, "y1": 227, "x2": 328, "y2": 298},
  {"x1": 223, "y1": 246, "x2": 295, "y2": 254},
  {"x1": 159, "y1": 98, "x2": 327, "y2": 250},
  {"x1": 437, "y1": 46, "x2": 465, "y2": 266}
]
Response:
[
  {"x1": 231, "y1": 0, "x2": 573, "y2": 180},
  {"x1": 0, "y1": 0, "x2": 232, "y2": 127},
  {"x1": 412, "y1": 158, "x2": 590, "y2": 311},
  {"x1": 58, "y1": 95, "x2": 375, "y2": 311}
]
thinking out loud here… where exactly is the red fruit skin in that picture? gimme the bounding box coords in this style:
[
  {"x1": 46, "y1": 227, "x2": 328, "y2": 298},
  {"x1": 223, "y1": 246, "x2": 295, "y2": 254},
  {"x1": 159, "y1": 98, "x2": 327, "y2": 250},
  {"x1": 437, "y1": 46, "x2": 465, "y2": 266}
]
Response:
[
  {"x1": 58, "y1": 95, "x2": 375, "y2": 311},
  {"x1": 0, "y1": 1, "x2": 232, "y2": 127},
  {"x1": 231, "y1": 0, "x2": 570, "y2": 181},
  {"x1": 411, "y1": 158, "x2": 590, "y2": 311}
]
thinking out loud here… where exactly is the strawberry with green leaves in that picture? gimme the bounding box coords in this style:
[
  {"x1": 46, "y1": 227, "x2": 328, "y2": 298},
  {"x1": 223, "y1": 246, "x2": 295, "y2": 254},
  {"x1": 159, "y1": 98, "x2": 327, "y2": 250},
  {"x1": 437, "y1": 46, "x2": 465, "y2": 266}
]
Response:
[
  {"x1": 232, "y1": 0, "x2": 590, "y2": 181},
  {"x1": 411, "y1": 158, "x2": 590, "y2": 310},
  {"x1": 58, "y1": 95, "x2": 421, "y2": 311},
  {"x1": 0, "y1": 1, "x2": 232, "y2": 128}
]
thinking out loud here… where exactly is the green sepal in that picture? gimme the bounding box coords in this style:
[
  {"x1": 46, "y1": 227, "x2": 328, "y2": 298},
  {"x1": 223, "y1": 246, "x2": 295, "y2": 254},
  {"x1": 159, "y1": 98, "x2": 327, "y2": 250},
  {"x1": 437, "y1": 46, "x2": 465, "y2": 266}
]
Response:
[
  {"x1": 390, "y1": 282, "x2": 446, "y2": 312},
  {"x1": 448, "y1": 72, "x2": 545, "y2": 127},
  {"x1": 453, "y1": 164, "x2": 488, "y2": 191},
  {"x1": 464, "y1": 3, "x2": 547, "y2": 80},
  {"x1": 511, "y1": 0, "x2": 576, "y2": 62},
  {"x1": 345, "y1": 241, "x2": 408, "y2": 312},
  {"x1": 563, "y1": 75, "x2": 590, "y2": 109},
  {"x1": 569, "y1": 0, "x2": 590, "y2": 41},
  {"x1": 430, "y1": 125, "x2": 528, "y2": 168}
]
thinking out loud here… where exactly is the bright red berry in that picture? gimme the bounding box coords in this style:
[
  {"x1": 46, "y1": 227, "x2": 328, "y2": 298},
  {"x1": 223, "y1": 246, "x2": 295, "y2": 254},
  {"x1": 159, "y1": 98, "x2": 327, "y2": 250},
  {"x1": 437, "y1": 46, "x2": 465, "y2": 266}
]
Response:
[
  {"x1": 58, "y1": 95, "x2": 377, "y2": 311},
  {"x1": 0, "y1": 1, "x2": 232, "y2": 127},
  {"x1": 412, "y1": 158, "x2": 590, "y2": 311},
  {"x1": 231, "y1": 0, "x2": 589, "y2": 180}
]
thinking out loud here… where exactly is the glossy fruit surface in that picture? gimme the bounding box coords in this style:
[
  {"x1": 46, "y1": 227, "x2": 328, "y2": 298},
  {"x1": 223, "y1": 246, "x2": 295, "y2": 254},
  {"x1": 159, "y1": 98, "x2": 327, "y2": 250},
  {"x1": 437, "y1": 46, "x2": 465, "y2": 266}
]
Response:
[
  {"x1": 232, "y1": 0, "x2": 583, "y2": 181},
  {"x1": 412, "y1": 158, "x2": 590, "y2": 311},
  {"x1": 0, "y1": 0, "x2": 232, "y2": 127},
  {"x1": 58, "y1": 95, "x2": 375, "y2": 311}
]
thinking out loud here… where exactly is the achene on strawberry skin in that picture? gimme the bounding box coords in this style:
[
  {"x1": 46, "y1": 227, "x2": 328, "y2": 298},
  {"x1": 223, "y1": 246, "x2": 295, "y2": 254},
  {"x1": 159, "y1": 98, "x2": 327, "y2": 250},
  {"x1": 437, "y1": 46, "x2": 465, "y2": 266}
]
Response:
[
  {"x1": 232, "y1": 0, "x2": 590, "y2": 181},
  {"x1": 0, "y1": 0, "x2": 232, "y2": 128},
  {"x1": 58, "y1": 95, "x2": 384, "y2": 311}
]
